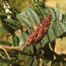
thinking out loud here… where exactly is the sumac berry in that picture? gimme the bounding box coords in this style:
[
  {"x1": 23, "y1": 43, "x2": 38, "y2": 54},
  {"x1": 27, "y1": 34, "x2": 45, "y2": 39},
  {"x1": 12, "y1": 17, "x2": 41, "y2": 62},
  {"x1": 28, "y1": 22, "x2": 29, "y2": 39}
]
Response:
[{"x1": 26, "y1": 15, "x2": 51, "y2": 46}]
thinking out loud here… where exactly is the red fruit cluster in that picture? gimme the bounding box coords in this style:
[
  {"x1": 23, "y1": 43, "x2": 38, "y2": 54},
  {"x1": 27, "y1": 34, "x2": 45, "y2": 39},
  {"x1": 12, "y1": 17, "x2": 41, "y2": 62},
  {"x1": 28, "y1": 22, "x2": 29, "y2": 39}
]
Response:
[{"x1": 26, "y1": 15, "x2": 51, "y2": 46}]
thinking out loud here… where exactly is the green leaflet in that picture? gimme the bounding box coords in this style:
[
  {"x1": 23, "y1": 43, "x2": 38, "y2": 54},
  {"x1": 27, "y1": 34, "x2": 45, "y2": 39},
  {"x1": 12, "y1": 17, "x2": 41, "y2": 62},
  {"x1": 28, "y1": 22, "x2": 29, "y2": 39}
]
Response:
[
  {"x1": 28, "y1": 27, "x2": 34, "y2": 35},
  {"x1": 17, "y1": 12, "x2": 32, "y2": 27},
  {"x1": 21, "y1": 16, "x2": 32, "y2": 27},
  {"x1": 41, "y1": 37, "x2": 46, "y2": 48},
  {"x1": 33, "y1": 5, "x2": 42, "y2": 15},
  {"x1": 18, "y1": 53, "x2": 23, "y2": 61},
  {"x1": 33, "y1": 5, "x2": 43, "y2": 20},
  {"x1": 23, "y1": 46, "x2": 34, "y2": 55},
  {"x1": 51, "y1": 61, "x2": 60, "y2": 66},
  {"x1": 12, "y1": 34, "x2": 19, "y2": 46},
  {"x1": 19, "y1": 11, "x2": 29, "y2": 19},
  {"x1": 2, "y1": 20, "x2": 17, "y2": 34},
  {"x1": 19, "y1": 37, "x2": 25, "y2": 45},
  {"x1": 47, "y1": 26, "x2": 56, "y2": 43},
  {"x1": 32, "y1": 58, "x2": 38, "y2": 66},
  {"x1": 55, "y1": 4, "x2": 63, "y2": 21},
  {"x1": 26, "y1": 57, "x2": 33, "y2": 66},
  {"x1": 35, "y1": 4, "x2": 56, "y2": 21},
  {"x1": 23, "y1": 46, "x2": 31, "y2": 54},
  {"x1": 43, "y1": 59, "x2": 50, "y2": 66},
  {"x1": 45, "y1": 7, "x2": 56, "y2": 22},
  {"x1": 41, "y1": 35, "x2": 49, "y2": 47},
  {"x1": 36, "y1": 5, "x2": 46, "y2": 19},
  {"x1": 17, "y1": 7, "x2": 41, "y2": 31},
  {"x1": 19, "y1": 32, "x2": 29, "y2": 45},
  {"x1": 21, "y1": 32, "x2": 29, "y2": 42},
  {"x1": 18, "y1": 54, "x2": 27, "y2": 62},
  {"x1": 37, "y1": 6, "x2": 45, "y2": 19},
  {"x1": 58, "y1": 22, "x2": 66, "y2": 33},
  {"x1": 4, "y1": 19, "x2": 22, "y2": 29},
  {"x1": 18, "y1": 54, "x2": 33, "y2": 65},
  {"x1": 6, "y1": 23, "x2": 17, "y2": 31},
  {"x1": 62, "y1": 13, "x2": 66, "y2": 22},
  {"x1": 19, "y1": 55, "x2": 33, "y2": 66},
  {"x1": 22, "y1": 45, "x2": 34, "y2": 55},
  {"x1": 0, "y1": 26, "x2": 8, "y2": 37},
  {"x1": 24, "y1": 56, "x2": 31, "y2": 65},
  {"x1": 33, "y1": 4, "x2": 48, "y2": 19},
  {"x1": 35, "y1": 43, "x2": 41, "y2": 54},
  {"x1": 52, "y1": 22, "x2": 63, "y2": 37},
  {"x1": 0, "y1": 41, "x2": 12, "y2": 46},
  {"x1": 26, "y1": 7, "x2": 41, "y2": 26},
  {"x1": 29, "y1": 46, "x2": 34, "y2": 54},
  {"x1": 16, "y1": 13, "x2": 31, "y2": 30},
  {"x1": 0, "y1": 58, "x2": 17, "y2": 64}
]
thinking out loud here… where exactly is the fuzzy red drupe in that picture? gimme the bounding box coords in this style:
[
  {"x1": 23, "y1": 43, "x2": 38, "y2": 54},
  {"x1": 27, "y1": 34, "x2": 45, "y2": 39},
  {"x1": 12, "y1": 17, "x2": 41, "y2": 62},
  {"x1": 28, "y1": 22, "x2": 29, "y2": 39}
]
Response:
[{"x1": 26, "y1": 15, "x2": 51, "y2": 46}]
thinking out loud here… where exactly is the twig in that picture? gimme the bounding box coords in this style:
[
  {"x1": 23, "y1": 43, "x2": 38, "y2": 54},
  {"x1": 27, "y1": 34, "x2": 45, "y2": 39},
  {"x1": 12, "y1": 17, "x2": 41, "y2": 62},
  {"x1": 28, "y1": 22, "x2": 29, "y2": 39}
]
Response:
[
  {"x1": 0, "y1": 15, "x2": 51, "y2": 54},
  {"x1": 0, "y1": 53, "x2": 5, "y2": 59},
  {"x1": 0, "y1": 41, "x2": 28, "y2": 53},
  {"x1": 0, "y1": 47, "x2": 11, "y2": 60}
]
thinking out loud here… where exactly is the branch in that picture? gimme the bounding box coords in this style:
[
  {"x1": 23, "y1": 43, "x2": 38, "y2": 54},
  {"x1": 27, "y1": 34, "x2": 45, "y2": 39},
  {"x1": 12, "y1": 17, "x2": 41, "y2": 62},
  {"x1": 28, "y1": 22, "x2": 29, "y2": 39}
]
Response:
[
  {"x1": 0, "y1": 43, "x2": 27, "y2": 52},
  {"x1": 0, "y1": 15, "x2": 51, "y2": 53}
]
